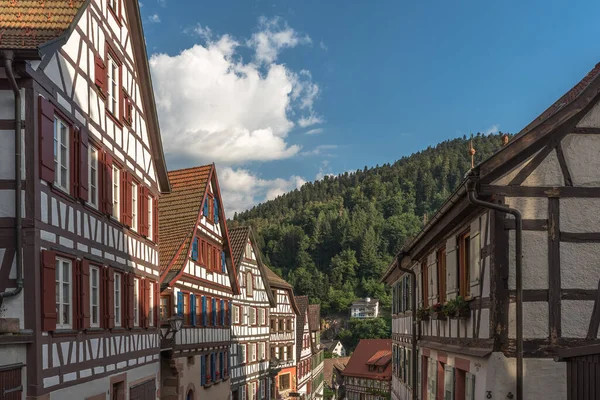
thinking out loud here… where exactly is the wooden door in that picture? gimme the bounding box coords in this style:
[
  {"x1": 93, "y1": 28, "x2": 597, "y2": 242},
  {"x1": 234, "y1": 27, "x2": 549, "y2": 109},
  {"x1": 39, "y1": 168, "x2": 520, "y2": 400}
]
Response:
[
  {"x1": 567, "y1": 354, "x2": 600, "y2": 400},
  {"x1": 0, "y1": 367, "x2": 22, "y2": 400},
  {"x1": 129, "y1": 378, "x2": 156, "y2": 400}
]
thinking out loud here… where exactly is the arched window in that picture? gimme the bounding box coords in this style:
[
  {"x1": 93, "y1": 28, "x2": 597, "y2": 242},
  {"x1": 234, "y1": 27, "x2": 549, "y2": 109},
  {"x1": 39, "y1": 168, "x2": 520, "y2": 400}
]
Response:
[
  {"x1": 247, "y1": 272, "x2": 254, "y2": 297},
  {"x1": 186, "y1": 389, "x2": 194, "y2": 400}
]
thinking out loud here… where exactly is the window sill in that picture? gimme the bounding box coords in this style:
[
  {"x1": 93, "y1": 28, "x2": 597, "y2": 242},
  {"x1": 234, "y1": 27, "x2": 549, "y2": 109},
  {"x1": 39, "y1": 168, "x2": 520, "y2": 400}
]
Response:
[
  {"x1": 51, "y1": 329, "x2": 78, "y2": 337},
  {"x1": 50, "y1": 184, "x2": 77, "y2": 204},
  {"x1": 85, "y1": 327, "x2": 105, "y2": 334},
  {"x1": 111, "y1": 327, "x2": 127, "y2": 332}
]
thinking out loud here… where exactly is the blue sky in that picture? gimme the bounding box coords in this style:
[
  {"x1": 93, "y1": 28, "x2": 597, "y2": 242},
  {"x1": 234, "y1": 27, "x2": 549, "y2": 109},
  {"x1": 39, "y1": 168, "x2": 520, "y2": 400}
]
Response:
[{"x1": 139, "y1": 0, "x2": 600, "y2": 214}]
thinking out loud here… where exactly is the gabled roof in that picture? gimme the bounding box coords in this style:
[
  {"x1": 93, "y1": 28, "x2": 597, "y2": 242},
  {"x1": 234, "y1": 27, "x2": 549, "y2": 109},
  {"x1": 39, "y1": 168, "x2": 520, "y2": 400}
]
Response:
[
  {"x1": 229, "y1": 226, "x2": 276, "y2": 307},
  {"x1": 263, "y1": 264, "x2": 300, "y2": 315},
  {"x1": 342, "y1": 339, "x2": 392, "y2": 380},
  {"x1": 159, "y1": 164, "x2": 239, "y2": 294},
  {"x1": 308, "y1": 304, "x2": 321, "y2": 332},
  {"x1": 383, "y1": 61, "x2": 600, "y2": 282},
  {"x1": 324, "y1": 357, "x2": 350, "y2": 388},
  {"x1": 321, "y1": 340, "x2": 343, "y2": 353},
  {"x1": 0, "y1": 1, "x2": 171, "y2": 193},
  {"x1": 0, "y1": 0, "x2": 87, "y2": 51}
]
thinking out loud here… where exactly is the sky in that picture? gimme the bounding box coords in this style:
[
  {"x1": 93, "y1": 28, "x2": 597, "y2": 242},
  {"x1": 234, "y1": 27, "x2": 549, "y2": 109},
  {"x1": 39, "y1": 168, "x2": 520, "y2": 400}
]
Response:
[{"x1": 139, "y1": 0, "x2": 600, "y2": 215}]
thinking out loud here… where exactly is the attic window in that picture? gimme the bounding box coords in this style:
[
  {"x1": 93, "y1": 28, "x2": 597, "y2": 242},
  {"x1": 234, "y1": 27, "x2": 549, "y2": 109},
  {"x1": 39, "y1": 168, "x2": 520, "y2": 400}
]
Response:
[{"x1": 206, "y1": 193, "x2": 214, "y2": 223}]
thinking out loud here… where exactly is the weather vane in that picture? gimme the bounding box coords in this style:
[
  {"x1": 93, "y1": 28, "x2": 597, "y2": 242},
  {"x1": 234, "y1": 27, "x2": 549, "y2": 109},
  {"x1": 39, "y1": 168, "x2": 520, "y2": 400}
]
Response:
[{"x1": 469, "y1": 133, "x2": 476, "y2": 169}]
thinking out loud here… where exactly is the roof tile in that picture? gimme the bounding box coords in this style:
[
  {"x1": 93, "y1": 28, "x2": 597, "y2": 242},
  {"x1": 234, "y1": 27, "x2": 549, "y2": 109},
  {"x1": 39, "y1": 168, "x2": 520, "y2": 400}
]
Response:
[{"x1": 343, "y1": 339, "x2": 392, "y2": 380}]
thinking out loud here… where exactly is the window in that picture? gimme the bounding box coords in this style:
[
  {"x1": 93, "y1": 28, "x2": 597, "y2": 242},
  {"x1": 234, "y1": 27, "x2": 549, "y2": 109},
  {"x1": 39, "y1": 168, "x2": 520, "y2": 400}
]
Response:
[
  {"x1": 421, "y1": 260, "x2": 428, "y2": 308},
  {"x1": 247, "y1": 272, "x2": 253, "y2": 297},
  {"x1": 245, "y1": 241, "x2": 252, "y2": 259},
  {"x1": 112, "y1": 165, "x2": 120, "y2": 220},
  {"x1": 107, "y1": 53, "x2": 119, "y2": 115},
  {"x1": 261, "y1": 379, "x2": 266, "y2": 398},
  {"x1": 55, "y1": 257, "x2": 72, "y2": 328},
  {"x1": 279, "y1": 319, "x2": 285, "y2": 332},
  {"x1": 160, "y1": 296, "x2": 170, "y2": 320},
  {"x1": 279, "y1": 374, "x2": 290, "y2": 391},
  {"x1": 53, "y1": 116, "x2": 69, "y2": 192},
  {"x1": 287, "y1": 319, "x2": 293, "y2": 331},
  {"x1": 149, "y1": 282, "x2": 154, "y2": 327},
  {"x1": 90, "y1": 265, "x2": 100, "y2": 327},
  {"x1": 133, "y1": 277, "x2": 139, "y2": 327},
  {"x1": 206, "y1": 193, "x2": 214, "y2": 223},
  {"x1": 250, "y1": 343, "x2": 257, "y2": 362},
  {"x1": 148, "y1": 196, "x2": 153, "y2": 240},
  {"x1": 88, "y1": 145, "x2": 99, "y2": 207},
  {"x1": 183, "y1": 293, "x2": 190, "y2": 325},
  {"x1": 114, "y1": 272, "x2": 122, "y2": 327},
  {"x1": 287, "y1": 345, "x2": 293, "y2": 360},
  {"x1": 271, "y1": 318, "x2": 277, "y2": 331},
  {"x1": 241, "y1": 344, "x2": 247, "y2": 363},
  {"x1": 249, "y1": 307, "x2": 256, "y2": 325},
  {"x1": 233, "y1": 305, "x2": 240, "y2": 324},
  {"x1": 131, "y1": 182, "x2": 138, "y2": 231},
  {"x1": 459, "y1": 231, "x2": 471, "y2": 297},
  {"x1": 437, "y1": 247, "x2": 447, "y2": 303}
]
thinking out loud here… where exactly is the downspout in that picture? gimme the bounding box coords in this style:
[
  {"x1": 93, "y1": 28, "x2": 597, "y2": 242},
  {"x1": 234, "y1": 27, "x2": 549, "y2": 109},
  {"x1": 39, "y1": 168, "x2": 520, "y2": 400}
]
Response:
[
  {"x1": 394, "y1": 255, "x2": 417, "y2": 400},
  {"x1": 466, "y1": 178, "x2": 523, "y2": 400},
  {"x1": 0, "y1": 50, "x2": 23, "y2": 301}
]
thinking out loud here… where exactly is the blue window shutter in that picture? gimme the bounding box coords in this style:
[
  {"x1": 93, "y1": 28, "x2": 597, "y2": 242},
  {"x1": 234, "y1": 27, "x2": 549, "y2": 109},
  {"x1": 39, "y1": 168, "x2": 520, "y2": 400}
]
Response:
[
  {"x1": 228, "y1": 300, "x2": 232, "y2": 326},
  {"x1": 202, "y1": 296, "x2": 207, "y2": 326},
  {"x1": 221, "y1": 251, "x2": 226, "y2": 273},
  {"x1": 212, "y1": 298, "x2": 217, "y2": 325},
  {"x1": 190, "y1": 294, "x2": 196, "y2": 326},
  {"x1": 201, "y1": 355, "x2": 206, "y2": 385},
  {"x1": 177, "y1": 291, "x2": 184, "y2": 316},
  {"x1": 214, "y1": 198, "x2": 219, "y2": 224},
  {"x1": 220, "y1": 300, "x2": 225, "y2": 325},
  {"x1": 211, "y1": 353, "x2": 216, "y2": 382},
  {"x1": 203, "y1": 198, "x2": 209, "y2": 218},
  {"x1": 192, "y1": 238, "x2": 198, "y2": 261},
  {"x1": 219, "y1": 352, "x2": 224, "y2": 378}
]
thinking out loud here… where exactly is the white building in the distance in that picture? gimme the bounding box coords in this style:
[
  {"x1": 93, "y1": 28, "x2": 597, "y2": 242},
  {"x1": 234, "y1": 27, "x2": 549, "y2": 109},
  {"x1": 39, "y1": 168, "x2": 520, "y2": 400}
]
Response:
[{"x1": 350, "y1": 298, "x2": 379, "y2": 319}]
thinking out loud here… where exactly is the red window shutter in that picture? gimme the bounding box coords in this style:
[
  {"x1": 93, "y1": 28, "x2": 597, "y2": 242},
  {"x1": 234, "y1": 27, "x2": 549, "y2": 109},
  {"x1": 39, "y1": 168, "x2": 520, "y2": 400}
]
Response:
[
  {"x1": 107, "y1": 267, "x2": 115, "y2": 329},
  {"x1": 41, "y1": 250, "x2": 57, "y2": 331},
  {"x1": 153, "y1": 281, "x2": 159, "y2": 327},
  {"x1": 103, "y1": 152, "x2": 113, "y2": 215},
  {"x1": 140, "y1": 279, "x2": 147, "y2": 328},
  {"x1": 139, "y1": 186, "x2": 147, "y2": 237},
  {"x1": 38, "y1": 96, "x2": 55, "y2": 183},
  {"x1": 94, "y1": 55, "x2": 106, "y2": 94},
  {"x1": 126, "y1": 273, "x2": 134, "y2": 329},
  {"x1": 78, "y1": 128, "x2": 89, "y2": 202},
  {"x1": 81, "y1": 259, "x2": 90, "y2": 329},
  {"x1": 153, "y1": 196, "x2": 159, "y2": 243}
]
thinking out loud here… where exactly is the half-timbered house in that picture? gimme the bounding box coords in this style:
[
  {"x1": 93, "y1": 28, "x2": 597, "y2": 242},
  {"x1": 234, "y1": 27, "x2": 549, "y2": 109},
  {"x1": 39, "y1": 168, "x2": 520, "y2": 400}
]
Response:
[
  {"x1": 308, "y1": 304, "x2": 324, "y2": 400},
  {"x1": 342, "y1": 339, "x2": 392, "y2": 400},
  {"x1": 0, "y1": 1, "x2": 170, "y2": 398},
  {"x1": 264, "y1": 265, "x2": 299, "y2": 400},
  {"x1": 157, "y1": 164, "x2": 240, "y2": 400},
  {"x1": 382, "y1": 62, "x2": 600, "y2": 400},
  {"x1": 295, "y1": 296, "x2": 312, "y2": 399},
  {"x1": 228, "y1": 226, "x2": 277, "y2": 400}
]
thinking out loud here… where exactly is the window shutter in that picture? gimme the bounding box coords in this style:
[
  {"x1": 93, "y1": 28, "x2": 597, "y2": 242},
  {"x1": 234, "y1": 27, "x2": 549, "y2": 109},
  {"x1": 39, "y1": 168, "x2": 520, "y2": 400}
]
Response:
[
  {"x1": 153, "y1": 196, "x2": 159, "y2": 243},
  {"x1": 94, "y1": 55, "x2": 106, "y2": 94},
  {"x1": 214, "y1": 198, "x2": 219, "y2": 224},
  {"x1": 78, "y1": 128, "x2": 89, "y2": 202},
  {"x1": 211, "y1": 353, "x2": 216, "y2": 382},
  {"x1": 177, "y1": 291, "x2": 184, "y2": 317},
  {"x1": 41, "y1": 250, "x2": 57, "y2": 331},
  {"x1": 202, "y1": 296, "x2": 207, "y2": 326},
  {"x1": 220, "y1": 299, "x2": 225, "y2": 325},
  {"x1": 203, "y1": 198, "x2": 209, "y2": 218},
  {"x1": 125, "y1": 273, "x2": 134, "y2": 329},
  {"x1": 212, "y1": 298, "x2": 217, "y2": 325},
  {"x1": 219, "y1": 352, "x2": 224, "y2": 378},
  {"x1": 70, "y1": 127, "x2": 79, "y2": 198},
  {"x1": 192, "y1": 238, "x2": 198, "y2": 261},
  {"x1": 102, "y1": 152, "x2": 113, "y2": 215},
  {"x1": 138, "y1": 186, "x2": 147, "y2": 236},
  {"x1": 144, "y1": 278, "x2": 151, "y2": 328},
  {"x1": 201, "y1": 355, "x2": 206, "y2": 386},
  {"x1": 190, "y1": 294, "x2": 196, "y2": 326},
  {"x1": 119, "y1": 88, "x2": 125, "y2": 123},
  {"x1": 221, "y1": 251, "x2": 226, "y2": 273},
  {"x1": 81, "y1": 259, "x2": 90, "y2": 329},
  {"x1": 153, "y1": 282, "x2": 159, "y2": 326},
  {"x1": 121, "y1": 171, "x2": 132, "y2": 226},
  {"x1": 444, "y1": 365, "x2": 454, "y2": 400},
  {"x1": 38, "y1": 96, "x2": 55, "y2": 183},
  {"x1": 106, "y1": 267, "x2": 115, "y2": 329}
]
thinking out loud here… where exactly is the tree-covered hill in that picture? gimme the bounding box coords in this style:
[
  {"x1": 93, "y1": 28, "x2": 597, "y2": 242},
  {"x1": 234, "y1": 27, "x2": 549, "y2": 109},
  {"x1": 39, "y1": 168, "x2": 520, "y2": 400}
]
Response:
[{"x1": 230, "y1": 133, "x2": 508, "y2": 315}]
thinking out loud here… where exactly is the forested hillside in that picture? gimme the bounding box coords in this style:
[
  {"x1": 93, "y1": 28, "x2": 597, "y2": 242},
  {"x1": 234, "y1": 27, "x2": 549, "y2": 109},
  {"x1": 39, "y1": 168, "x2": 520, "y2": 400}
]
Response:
[{"x1": 230, "y1": 133, "x2": 508, "y2": 315}]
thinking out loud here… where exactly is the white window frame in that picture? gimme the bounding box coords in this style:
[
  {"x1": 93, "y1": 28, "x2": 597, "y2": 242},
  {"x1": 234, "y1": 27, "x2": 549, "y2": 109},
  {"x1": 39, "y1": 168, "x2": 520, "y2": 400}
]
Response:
[
  {"x1": 90, "y1": 265, "x2": 100, "y2": 328},
  {"x1": 233, "y1": 305, "x2": 240, "y2": 324},
  {"x1": 147, "y1": 195, "x2": 153, "y2": 239},
  {"x1": 112, "y1": 165, "x2": 120, "y2": 220},
  {"x1": 131, "y1": 181, "x2": 138, "y2": 231},
  {"x1": 114, "y1": 272, "x2": 122, "y2": 327},
  {"x1": 149, "y1": 281, "x2": 154, "y2": 327},
  {"x1": 88, "y1": 145, "x2": 99, "y2": 208},
  {"x1": 133, "y1": 277, "x2": 139, "y2": 327},
  {"x1": 55, "y1": 257, "x2": 72, "y2": 329},
  {"x1": 53, "y1": 116, "x2": 69, "y2": 192},
  {"x1": 241, "y1": 344, "x2": 247, "y2": 363},
  {"x1": 261, "y1": 379, "x2": 266, "y2": 398},
  {"x1": 250, "y1": 307, "x2": 256, "y2": 326},
  {"x1": 245, "y1": 241, "x2": 252, "y2": 259},
  {"x1": 247, "y1": 272, "x2": 253, "y2": 297},
  {"x1": 251, "y1": 343, "x2": 257, "y2": 362},
  {"x1": 107, "y1": 54, "x2": 119, "y2": 115}
]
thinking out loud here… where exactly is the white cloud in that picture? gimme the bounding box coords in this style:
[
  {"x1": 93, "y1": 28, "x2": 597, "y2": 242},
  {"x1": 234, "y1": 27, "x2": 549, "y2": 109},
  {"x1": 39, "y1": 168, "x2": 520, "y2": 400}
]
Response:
[
  {"x1": 247, "y1": 16, "x2": 311, "y2": 65},
  {"x1": 301, "y1": 144, "x2": 337, "y2": 156},
  {"x1": 305, "y1": 128, "x2": 323, "y2": 135},
  {"x1": 157, "y1": 0, "x2": 166, "y2": 6},
  {"x1": 315, "y1": 160, "x2": 334, "y2": 180},
  {"x1": 139, "y1": 1, "x2": 143, "y2": 7},
  {"x1": 483, "y1": 124, "x2": 500, "y2": 135},
  {"x1": 298, "y1": 113, "x2": 324, "y2": 128},
  {"x1": 219, "y1": 167, "x2": 306, "y2": 215},
  {"x1": 150, "y1": 24, "x2": 321, "y2": 165},
  {"x1": 319, "y1": 40, "x2": 328, "y2": 50},
  {"x1": 147, "y1": 14, "x2": 160, "y2": 23}
]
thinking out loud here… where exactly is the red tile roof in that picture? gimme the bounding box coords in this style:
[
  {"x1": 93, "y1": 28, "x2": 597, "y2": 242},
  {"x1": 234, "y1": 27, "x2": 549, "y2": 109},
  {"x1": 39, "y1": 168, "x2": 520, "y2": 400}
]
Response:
[
  {"x1": 0, "y1": 0, "x2": 87, "y2": 50},
  {"x1": 343, "y1": 339, "x2": 392, "y2": 380}
]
